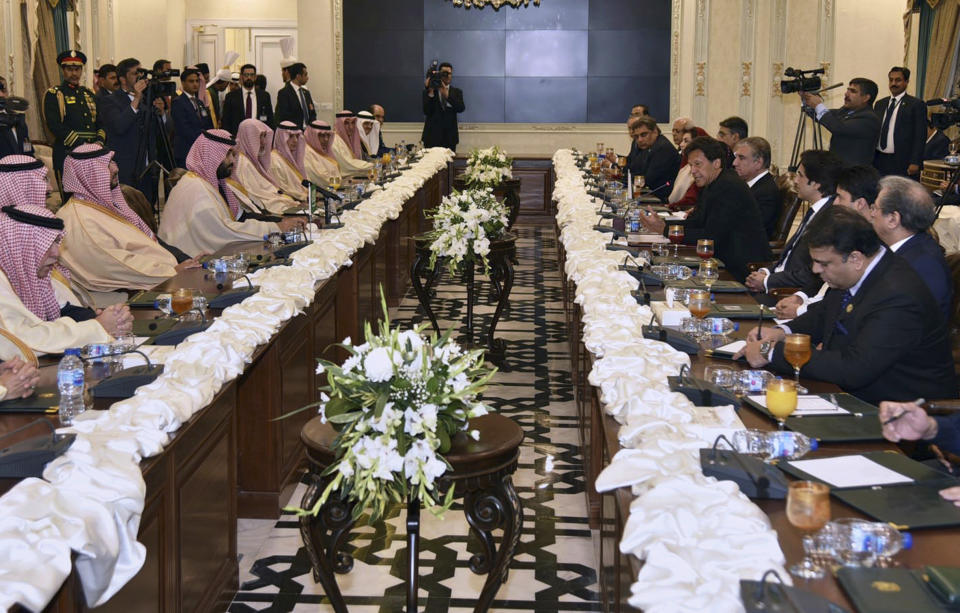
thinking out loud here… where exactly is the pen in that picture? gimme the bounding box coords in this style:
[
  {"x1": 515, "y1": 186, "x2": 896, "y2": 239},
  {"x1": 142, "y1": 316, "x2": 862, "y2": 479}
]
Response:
[{"x1": 882, "y1": 397, "x2": 926, "y2": 426}]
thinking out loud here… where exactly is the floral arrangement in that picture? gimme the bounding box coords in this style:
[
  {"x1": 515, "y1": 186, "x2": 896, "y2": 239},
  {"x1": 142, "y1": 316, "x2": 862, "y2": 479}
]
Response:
[
  {"x1": 295, "y1": 306, "x2": 496, "y2": 521},
  {"x1": 426, "y1": 188, "x2": 510, "y2": 275},
  {"x1": 463, "y1": 146, "x2": 513, "y2": 188}
]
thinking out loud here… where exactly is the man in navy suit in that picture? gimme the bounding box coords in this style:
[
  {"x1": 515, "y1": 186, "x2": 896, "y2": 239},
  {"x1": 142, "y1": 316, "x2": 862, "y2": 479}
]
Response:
[
  {"x1": 802, "y1": 79, "x2": 882, "y2": 166},
  {"x1": 871, "y1": 175, "x2": 953, "y2": 320},
  {"x1": 274, "y1": 62, "x2": 315, "y2": 129},
  {"x1": 626, "y1": 116, "x2": 680, "y2": 203},
  {"x1": 170, "y1": 68, "x2": 213, "y2": 168},
  {"x1": 98, "y1": 57, "x2": 166, "y2": 201},
  {"x1": 873, "y1": 67, "x2": 927, "y2": 178}
]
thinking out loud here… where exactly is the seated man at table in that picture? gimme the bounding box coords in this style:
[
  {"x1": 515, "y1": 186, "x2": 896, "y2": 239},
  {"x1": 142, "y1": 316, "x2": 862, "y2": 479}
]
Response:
[
  {"x1": 880, "y1": 400, "x2": 960, "y2": 506},
  {"x1": 745, "y1": 149, "x2": 841, "y2": 295},
  {"x1": 0, "y1": 203, "x2": 131, "y2": 360},
  {"x1": 737, "y1": 207, "x2": 957, "y2": 404},
  {"x1": 870, "y1": 176, "x2": 952, "y2": 320},
  {"x1": 332, "y1": 110, "x2": 373, "y2": 177},
  {"x1": 303, "y1": 121, "x2": 341, "y2": 186},
  {"x1": 638, "y1": 136, "x2": 771, "y2": 281},
  {"x1": 625, "y1": 116, "x2": 679, "y2": 202},
  {"x1": 234, "y1": 119, "x2": 302, "y2": 215},
  {"x1": 774, "y1": 164, "x2": 879, "y2": 319},
  {"x1": 159, "y1": 129, "x2": 303, "y2": 257},
  {"x1": 269, "y1": 121, "x2": 309, "y2": 201},
  {"x1": 732, "y1": 137, "x2": 780, "y2": 238},
  {"x1": 56, "y1": 144, "x2": 201, "y2": 292}
]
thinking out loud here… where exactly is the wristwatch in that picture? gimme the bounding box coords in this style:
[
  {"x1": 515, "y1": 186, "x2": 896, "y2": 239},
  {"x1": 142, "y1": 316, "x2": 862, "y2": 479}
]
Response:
[{"x1": 759, "y1": 341, "x2": 773, "y2": 357}]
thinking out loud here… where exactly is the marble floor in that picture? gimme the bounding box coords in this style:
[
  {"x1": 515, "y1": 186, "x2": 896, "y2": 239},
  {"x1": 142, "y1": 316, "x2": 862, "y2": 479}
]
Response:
[{"x1": 229, "y1": 225, "x2": 602, "y2": 612}]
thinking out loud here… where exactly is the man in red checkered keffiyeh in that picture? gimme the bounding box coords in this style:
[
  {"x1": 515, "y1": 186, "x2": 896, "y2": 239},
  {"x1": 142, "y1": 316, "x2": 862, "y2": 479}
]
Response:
[
  {"x1": 62, "y1": 144, "x2": 156, "y2": 238},
  {"x1": 0, "y1": 204, "x2": 65, "y2": 321},
  {"x1": 186, "y1": 129, "x2": 243, "y2": 218},
  {"x1": 274, "y1": 121, "x2": 306, "y2": 176},
  {"x1": 0, "y1": 156, "x2": 49, "y2": 208}
]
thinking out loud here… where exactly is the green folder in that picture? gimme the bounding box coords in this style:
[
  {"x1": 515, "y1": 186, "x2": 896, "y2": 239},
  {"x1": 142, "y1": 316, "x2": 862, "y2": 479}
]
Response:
[
  {"x1": 132, "y1": 318, "x2": 178, "y2": 338},
  {"x1": 0, "y1": 386, "x2": 60, "y2": 413},
  {"x1": 837, "y1": 567, "x2": 958, "y2": 612},
  {"x1": 833, "y1": 480, "x2": 960, "y2": 529},
  {"x1": 706, "y1": 303, "x2": 776, "y2": 319},
  {"x1": 744, "y1": 393, "x2": 883, "y2": 442},
  {"x1": 667, "y1": 279, "x2": 747, "y2": 293}
]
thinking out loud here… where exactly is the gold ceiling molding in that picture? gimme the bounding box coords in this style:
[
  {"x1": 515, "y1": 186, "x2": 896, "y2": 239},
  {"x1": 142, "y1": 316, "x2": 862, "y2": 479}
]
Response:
[{"x1": 447, "y1": 0, "x2": 540, "y2": 8}]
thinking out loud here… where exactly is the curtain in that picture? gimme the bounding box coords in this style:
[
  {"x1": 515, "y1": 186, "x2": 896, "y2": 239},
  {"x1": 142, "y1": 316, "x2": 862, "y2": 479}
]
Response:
[
  {"x1": 917, "y1": 0, "x2": 937, "y2": 97},
  {"x1": 924, "y1": 0, "x2": 960, "y2": 98},
  {"x1": 51, "y1": 0, "x2": 70, "y2": 54}
]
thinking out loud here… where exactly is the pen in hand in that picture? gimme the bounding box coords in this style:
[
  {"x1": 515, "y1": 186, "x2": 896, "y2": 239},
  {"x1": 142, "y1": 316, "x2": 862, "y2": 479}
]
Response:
[{"x1": 882, "y1": 398, "x2": 926, "y2": 426}]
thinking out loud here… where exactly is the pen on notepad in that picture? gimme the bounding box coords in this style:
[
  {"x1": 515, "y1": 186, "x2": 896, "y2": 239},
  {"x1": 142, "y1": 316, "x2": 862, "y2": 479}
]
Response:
[{"x1": 882, "y1": 398, "x2": 926, "y2": 426}]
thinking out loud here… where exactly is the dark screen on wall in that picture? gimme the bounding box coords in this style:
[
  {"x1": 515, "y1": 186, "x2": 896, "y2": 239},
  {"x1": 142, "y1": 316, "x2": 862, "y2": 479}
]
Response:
[{"x1": 343, "y1": 0, "x2": 671, "y2": 123}]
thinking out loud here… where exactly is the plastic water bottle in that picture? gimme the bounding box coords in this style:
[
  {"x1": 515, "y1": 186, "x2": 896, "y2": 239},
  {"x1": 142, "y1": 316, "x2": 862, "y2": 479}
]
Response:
[
  {"x1": 58, "y1": 348, "x2": 86, "y2": 426},
  {"x1": 702, "y1": 317, "x2": 738, "y2": 336},
  {"x1": 871, "y1": 524, "x2": 912, "y2": 559},
  {"x1": 763, "y1": 430, "x2": 817, "y2": 461}
]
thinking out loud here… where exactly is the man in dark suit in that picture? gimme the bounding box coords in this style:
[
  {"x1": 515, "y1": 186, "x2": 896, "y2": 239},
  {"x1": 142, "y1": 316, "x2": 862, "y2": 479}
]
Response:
[
  {"x1": 421, "y1": 62, "x2": 465, "y2": 151},
  {"x1": 733, "y1": 136, "x2": 780, "y2": 238},
  {"x1": 95, "y1": 64, "x2": 118, "y2": 103},
  {"x1": 274, "y1": 62, "x2": 315, "y2": 129},
  {"x1": 872, "y1": 175, "x2": 953, "y2": 320},
  {"x1": 638, "y1": 136, "x2": 771, "y2": 281},
  {"x1": 98, "y1": 57, "x2": 165, "y2": 201},
  {"x1": 925, "y1": 120, "x2": 951, "y2": 161},
  {"x1": 745, "y1": 149, "x2": 842, "y2": 294},
  {"x1": 802, "y1": 78, "x2": 882, "y2": 166},
  {"x1": 221, "y1": 64, "x2": 274, "y2": 135},
  {"x1": 873, "y1": 67, "x2": 927, "y2": 177},
  {"x1": 739, "y1": 206, "x2": 957, "y2": 404},
  {"x1": 626, "y1": 116, "x2": 680, "y2": 203},
  {"x1": 0, "y1": 76, "x2": 32, "y2": 158},
  {"x1": 206, "y1": 72, "x2": 230, "y2": 130},
  {"x1": 170, "y1": 68, "x2": 214, "y2": 168}
]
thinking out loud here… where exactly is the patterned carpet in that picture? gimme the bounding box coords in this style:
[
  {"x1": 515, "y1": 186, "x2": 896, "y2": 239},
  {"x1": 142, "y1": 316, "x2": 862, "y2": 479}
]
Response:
[{"x1": 228, "y1": 225, "x2": 602, "y2": 612}]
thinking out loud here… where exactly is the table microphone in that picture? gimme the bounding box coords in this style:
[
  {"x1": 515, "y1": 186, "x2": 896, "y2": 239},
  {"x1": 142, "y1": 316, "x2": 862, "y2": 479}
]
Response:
[
  {"x1": 301, "y1": 178, "x2": 343, "y2": 202},
  {"x1": 644, "y1": 181, "x2": 672, "y2": 196}
]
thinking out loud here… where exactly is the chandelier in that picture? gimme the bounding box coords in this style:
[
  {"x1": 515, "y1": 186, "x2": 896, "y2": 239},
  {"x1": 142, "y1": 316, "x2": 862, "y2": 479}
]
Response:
[{"x1": 447, "y1": 0, "x2": 540, "y2": 8}]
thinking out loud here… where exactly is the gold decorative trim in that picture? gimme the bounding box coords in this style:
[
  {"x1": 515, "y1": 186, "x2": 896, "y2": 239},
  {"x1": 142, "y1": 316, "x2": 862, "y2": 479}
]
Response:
[
  {"x1": 695, "y1": 62, "x2": 706, "y2": 96},
  {"x1": 741, "y1": 62, "x2": 752, "y2": 97},
  {"x1": 334, "y1": 0, "x2": 343, "y2": 113}
]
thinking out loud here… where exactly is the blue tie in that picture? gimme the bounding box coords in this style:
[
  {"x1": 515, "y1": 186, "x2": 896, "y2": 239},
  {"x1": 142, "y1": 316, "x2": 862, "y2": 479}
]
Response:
[{"x1": 835, "y1": 290, "x2": 852, "y2": 335}]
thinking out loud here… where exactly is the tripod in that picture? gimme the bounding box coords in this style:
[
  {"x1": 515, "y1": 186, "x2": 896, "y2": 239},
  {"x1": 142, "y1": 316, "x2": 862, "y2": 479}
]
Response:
[
  {"x1": 135, "y1": 82, "x2": 176, "y2": 220},
  {"x1": 788, "y1": 105, "x2": 824, "y2": 172}
]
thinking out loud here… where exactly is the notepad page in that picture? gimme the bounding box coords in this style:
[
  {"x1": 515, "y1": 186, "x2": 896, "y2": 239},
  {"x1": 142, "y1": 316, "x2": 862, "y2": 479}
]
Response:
[
  {"x1": 715, "y1": 340, "x2": 746, "y2": 354},
  {"x1": 789, "y1": 455, "x2": 914, "y2": 488},
  {"x1": 746, "y1": 395, "x2": 851, "y2": 416}
]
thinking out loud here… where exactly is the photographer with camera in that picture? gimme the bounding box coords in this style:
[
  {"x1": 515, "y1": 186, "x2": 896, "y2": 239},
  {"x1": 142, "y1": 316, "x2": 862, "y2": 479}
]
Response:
[
  {"x1": 98, "y1": 57, "x2": 175, "y2": 203},
  {"x1": 0, "y1": 76, "x2": 32, "y2": 159},
  {"x1": 800, "y1": 77, "x2": 881, "y2": 166},
  {"x1": 422, "y1": 61, "x2": 464, "y2": 152},
  {"x1": 43, "y1": 51, "x2": 104, "y2": 180}
]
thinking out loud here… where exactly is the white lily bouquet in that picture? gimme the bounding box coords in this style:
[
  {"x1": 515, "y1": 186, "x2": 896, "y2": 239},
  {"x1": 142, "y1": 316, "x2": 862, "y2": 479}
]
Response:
[
  {"x1": 463, "y1": 146, "x2": 513, "y2": 188},
  {"x1": 296, "y1": 308, "x2": 496, "y2": 521},
  {"x1": 426, "y1": 188, "x2": 509, "y2": 275}
]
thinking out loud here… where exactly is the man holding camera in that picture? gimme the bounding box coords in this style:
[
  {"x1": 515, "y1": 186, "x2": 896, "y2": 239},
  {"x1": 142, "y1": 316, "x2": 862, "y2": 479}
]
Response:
[
  {"x1": 422, "y1": 62, "x2": 464, "y2": 152},
  {"x1": 98, "y1": 57, "x2": 168, "y2": 202},
  {"x1": 42, "y1": 50, "x2": 104, "y2": 178},
  {"x1": 0, "y1": 76, "x2": 32, "y2": 159},
  {"x1": 800, "y1": 78, "x2": 881, "y2": 166}
]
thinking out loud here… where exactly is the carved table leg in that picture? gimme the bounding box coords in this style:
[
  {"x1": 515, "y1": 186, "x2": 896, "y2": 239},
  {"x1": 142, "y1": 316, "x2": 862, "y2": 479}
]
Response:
[
  {"x1": 406, "y1": 499, "x2": 421, "y2": 613},
  {"x1": 464, "y1": 476, "x2": 524, "y2": 613},
  {"x1": 486, "y1": 248, "x2": 515, "y2": 363},
  {"x1": 299, "y1": 477, "x2": 357, "y2": 613},
  {"x1": 410, "y1": 249, "x2": 441, "y2": 335}
]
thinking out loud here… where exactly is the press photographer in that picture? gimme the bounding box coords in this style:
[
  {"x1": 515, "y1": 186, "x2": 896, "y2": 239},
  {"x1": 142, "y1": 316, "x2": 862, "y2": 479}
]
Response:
[
  {"x1": 0, "y1": 76, "x2": 32, "y2": 158},
  {"x1": 421, "y1": 61, "x2": 464, "y2": 152},
  {"x1": 98, "y1": 58, "x2": 177, "y2": 203},
  {"x1": 800, "y1": 76, "x2": 881, "y2": 166}
]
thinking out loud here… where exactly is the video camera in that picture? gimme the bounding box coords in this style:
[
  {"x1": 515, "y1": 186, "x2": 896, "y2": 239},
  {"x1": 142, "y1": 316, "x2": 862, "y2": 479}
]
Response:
[
  {"x1": 927, "y1": 97, "x2": 960, "y2": 130},
  {"x1": 426, "y1": 59, "x2": 443, "y2": 90},
  {"x1": 136, "y1": 67, "x2": 180, "y2": 98},
  {"x1": 780, "y1": 67, "x2": 825, "y2": 94},
  {"x1": 0, "y1": 96, "x2": 29, "y2": 128}
]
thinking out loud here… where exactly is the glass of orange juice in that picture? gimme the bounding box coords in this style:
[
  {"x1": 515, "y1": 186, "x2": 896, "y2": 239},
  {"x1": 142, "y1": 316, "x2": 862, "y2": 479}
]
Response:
[
  {"x1": 766, "y1": 378, "x2": 798, "y2": 430},
  {"x1": 784, "y1": 333, "x2": 811, "y2": 383},
  {"x1": 171, "y1": 288, "x2": 194, "y2": 318}
]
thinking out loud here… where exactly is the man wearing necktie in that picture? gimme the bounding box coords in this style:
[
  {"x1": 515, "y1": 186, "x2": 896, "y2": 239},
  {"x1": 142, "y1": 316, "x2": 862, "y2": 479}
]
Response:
[
  {"x1": 737, "y1": 206, "x2": 956, "y2": 404},
  {"x1": 220, "y1": 64, "x2": 274, "y2": 136},
  {"x1": 801, "y1": 78, "x2": 882, "y2": 166},
  {"x1": 275, "y1": 63, "x2": 316, "y2": 129},
  {"x1": 745, "y1": 149, "x2": 842, "y2": 295},
  {"x1": 171, "y1": 68, "x2": 214, "y2": 168},
  {"x1": 873, "y1": 67, "x2": 926, "y2": 178}
]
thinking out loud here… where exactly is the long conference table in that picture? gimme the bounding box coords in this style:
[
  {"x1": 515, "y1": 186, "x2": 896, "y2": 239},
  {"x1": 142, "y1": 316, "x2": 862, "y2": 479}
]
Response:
[
  {"x1": 0, "y1": 165, "x2": 448, "y2": 612},
  {"x1": 556, "y1": 197, "x2": 960, "y2": 609}
]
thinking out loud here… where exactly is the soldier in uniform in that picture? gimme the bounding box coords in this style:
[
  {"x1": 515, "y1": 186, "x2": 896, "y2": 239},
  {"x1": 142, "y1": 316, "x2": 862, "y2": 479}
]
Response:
[{"x1": 42, "y1": 50, "x2": 105, "y2": 194}]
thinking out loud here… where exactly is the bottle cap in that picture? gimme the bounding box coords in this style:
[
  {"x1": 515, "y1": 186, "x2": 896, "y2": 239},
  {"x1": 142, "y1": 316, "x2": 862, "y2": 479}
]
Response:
[
  {"x1": 902, "y1": 531, "x2": 913, "y2": 549},
  {"x1": 809, "y1": 438, "x2": 819, "y2": 451},
  {"x1": 733, "y1": 322, "x2": 740, "y2": 332},
  {"x1": 64, "y1": 347, "x2": 81, "y2": 356}
]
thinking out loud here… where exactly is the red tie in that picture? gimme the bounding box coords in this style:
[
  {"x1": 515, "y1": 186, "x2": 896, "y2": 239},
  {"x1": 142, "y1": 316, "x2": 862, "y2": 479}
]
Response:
[{"x1": 245, "y1": 91, "x2": 253, "y2": 119}]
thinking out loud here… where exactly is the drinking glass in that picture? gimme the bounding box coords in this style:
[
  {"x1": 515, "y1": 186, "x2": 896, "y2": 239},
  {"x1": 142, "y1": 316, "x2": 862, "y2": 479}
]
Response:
[
  {"x1": 667, "y1": 224, "x2": 685, "y2": 259},
  {"x1": 596, "y1": 142, "x2": 604, "y2": 155},
  {"x1": 950, "y1": 140, "x2": 959, "y2": 157},
  {"x1": 783, "y1": 333, "x2": 811, "y2": 383},
  {"x1": 329, "y1": 174, "x2": 342, "y2": 192},
  {"x1": 696, "y1": 239, "x2": 715, "y2": 260},
  {"x1": 787, "y1": 481, "x2": 831, "y2": 579},
  {"x1": 687, "y1": 289, "x2": 711, "y2": 338},
  {"x1": 634, "y1": 174, "x2": 646, "y2": 193},
  {"x1": 698, "y1": 260, "x2": 719, "y2": 290},
  {"x1": 766, "y1": 378, "x2": 797, "y2": 430},
  {"x1": 171, "y1": 288, "x2": 194, "y2": 318}
]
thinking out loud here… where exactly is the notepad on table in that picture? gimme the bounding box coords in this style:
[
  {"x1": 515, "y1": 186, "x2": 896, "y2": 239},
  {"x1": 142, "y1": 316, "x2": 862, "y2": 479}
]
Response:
[
  {"x1": 714, "y1": 340, "x2": 746, "y2": 354},
  {"x1": 746, "y1": 394, "x2": 851, "y2": 416},
  {"x1": 787, "y1": 455, "x2": 914, "y2": 488}
]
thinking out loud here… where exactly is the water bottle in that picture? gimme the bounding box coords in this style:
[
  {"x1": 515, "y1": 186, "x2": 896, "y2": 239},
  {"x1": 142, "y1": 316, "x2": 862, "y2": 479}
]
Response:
[
  {"x1": 871, "y1": 524, "x2": 912, "y2": 559},
  {"x1": 702, "y1": 317, "x2": 738, "y2": 336},
  {"x1": 763, "y1": 430, "x2": 817, "y2": 460},
  {"x1": 58, "y1": 348, "x2": 86, "y2": 426}
]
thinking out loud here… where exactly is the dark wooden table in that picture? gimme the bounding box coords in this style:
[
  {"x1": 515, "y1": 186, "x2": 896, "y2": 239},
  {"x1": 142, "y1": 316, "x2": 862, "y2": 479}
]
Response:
[{"x1": 558, "y1": 232, "x2": 960, "y2": 612}]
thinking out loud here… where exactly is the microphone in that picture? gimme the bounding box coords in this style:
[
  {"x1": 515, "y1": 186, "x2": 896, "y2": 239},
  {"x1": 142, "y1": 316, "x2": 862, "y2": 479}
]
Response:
[
  {"x1": 622, "y1": 254, "x2": 651, "y2": 305},
  {"x1": 79, "y1": 348, "x2": 153, "y2": 370},
  {"x1": 708, "y1": 434, "x2": 770, "y2": 491},
  {"x1": 301, "y1": 178, "x2": 342, "y2": 202},
  {"x1": 645, "y1": 181, "x2": 671, "y2": 196}
]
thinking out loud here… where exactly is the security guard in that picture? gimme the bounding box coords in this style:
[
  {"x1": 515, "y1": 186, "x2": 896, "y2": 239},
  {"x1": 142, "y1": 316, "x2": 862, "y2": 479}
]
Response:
[{"x1": 43, "y1": 50, "x2": 104, "y2": 188}]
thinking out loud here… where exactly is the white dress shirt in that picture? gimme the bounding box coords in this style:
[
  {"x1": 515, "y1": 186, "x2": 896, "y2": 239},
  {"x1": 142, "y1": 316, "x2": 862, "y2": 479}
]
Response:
[{"x1": 877, "y1": 92, "x2": 905, "y2": 154}]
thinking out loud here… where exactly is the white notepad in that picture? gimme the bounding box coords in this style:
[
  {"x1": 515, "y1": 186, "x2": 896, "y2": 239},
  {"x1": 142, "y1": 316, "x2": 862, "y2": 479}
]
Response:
[
  {"x1": 747, "y1": 394, "x2": 851, "y2": 416},
  {"x1": 788, "y1": 455, "x2": 914, "y2": 488},
  {"x1": 714, "y1": 340, "x2": 746, "y2": 354}
]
